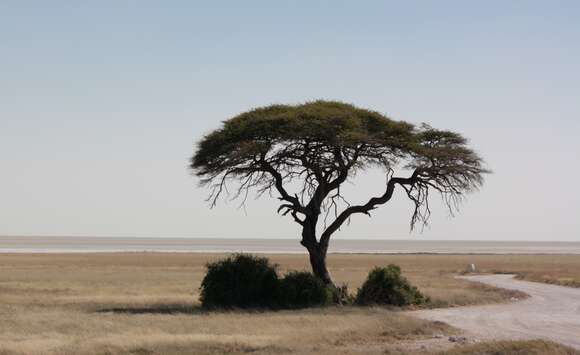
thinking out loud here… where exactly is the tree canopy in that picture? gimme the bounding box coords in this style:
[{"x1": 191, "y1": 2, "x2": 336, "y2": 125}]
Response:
[{"x1": 191, "y1": 100, "x2": 488, "y2": 284}]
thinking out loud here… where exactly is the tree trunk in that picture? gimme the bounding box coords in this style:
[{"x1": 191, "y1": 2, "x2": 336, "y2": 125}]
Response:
[
  {"x1": 301, "y1": 216, "x2": 335, "y2": 287},
  {"x1": 307, "y1": 245, "x2": 334, "y2": 286}
]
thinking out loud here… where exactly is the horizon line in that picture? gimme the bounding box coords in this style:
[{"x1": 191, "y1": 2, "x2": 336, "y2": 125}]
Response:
[{"x1": 0, "y1": 235, "x2": 578, "y2": 243}]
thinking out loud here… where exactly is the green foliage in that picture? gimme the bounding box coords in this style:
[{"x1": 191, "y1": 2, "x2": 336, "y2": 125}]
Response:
[
  {"x1": 356, "y1": 265, "x2": 429, "y2": 306},
  {"x1": 191, "y1": 101, "x2": 486, "y2": 183},
  {"x1": 200, "y1": 254, "x2": 280, "y2": 309},
  {"x1": 200, "y1": 255, "x2": 430, "y2": 309},
  {"x1": 200, "y1": 255, "x2": 337, "y2": 310},
  {"x1": 191, "y1": 101, "x2": 416, "y2": 177},
  {"x1": 278, "y1": 271, "x2": 332, "y2": 309}
]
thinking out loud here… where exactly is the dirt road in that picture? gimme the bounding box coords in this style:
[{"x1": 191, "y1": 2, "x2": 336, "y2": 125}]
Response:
[{"x1": 411, "y1": 274, "x2": 580, "y2": 349}]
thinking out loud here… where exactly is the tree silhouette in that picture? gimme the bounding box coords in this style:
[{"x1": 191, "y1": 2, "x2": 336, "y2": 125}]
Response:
[{"x1": 191, "y1": 101, "x2": 488, "y2": 285}]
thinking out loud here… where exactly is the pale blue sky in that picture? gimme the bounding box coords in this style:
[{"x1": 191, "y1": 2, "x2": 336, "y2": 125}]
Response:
[{"x1": 1, "y1": 1, "x2": 579, "y2": 241}]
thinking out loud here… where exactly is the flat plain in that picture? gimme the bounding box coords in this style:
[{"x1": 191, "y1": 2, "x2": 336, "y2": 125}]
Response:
[{"x1": 0, "y1": 253, "x2": 579, "y2": 355}]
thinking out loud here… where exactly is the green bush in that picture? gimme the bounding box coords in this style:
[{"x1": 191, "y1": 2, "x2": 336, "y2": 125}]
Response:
[
  {"x1": 355, "y1": 264, "x2": 428, "y2": 306},
  {"x1": 278, "y1": 271, "x2": 332, "y2": 308},
  {"x1": 200, "y1": 254, "x2": 280, "y2": 309}
]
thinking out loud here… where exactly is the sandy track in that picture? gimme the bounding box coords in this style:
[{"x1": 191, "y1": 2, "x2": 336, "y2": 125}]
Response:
[{"x1": 411, "y1": 274, "x2": 580, "y2": 349}]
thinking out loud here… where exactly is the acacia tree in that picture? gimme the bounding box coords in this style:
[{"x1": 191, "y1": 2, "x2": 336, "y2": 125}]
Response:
[{"x1": 191, "y1": 101, "x2": 487, "y2": 285}]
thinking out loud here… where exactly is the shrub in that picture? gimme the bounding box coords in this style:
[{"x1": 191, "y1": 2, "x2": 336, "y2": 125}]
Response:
[
  {"x1": 200, "y1": 254, "x2": 279, "y2": 309},
  {"x1": 355, "y1": 264, "x2": 428, "y2": 306},
  {"x1": 278, "y1": 271, "x2": 331, "y2": 308}
]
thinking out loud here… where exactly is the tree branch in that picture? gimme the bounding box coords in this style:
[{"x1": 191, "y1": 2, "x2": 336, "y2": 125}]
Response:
[
  {"x1": 319, "y1": 169, "x2": 422, "y2": 250},
  {"x1": 259, "y1": 160, "x2": 299, "y2": 204}
]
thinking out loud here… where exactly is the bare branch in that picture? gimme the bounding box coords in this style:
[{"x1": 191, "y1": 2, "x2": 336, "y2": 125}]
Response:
[{"x1": 319, "y1": 169, "x2": 423, "y2": 250}]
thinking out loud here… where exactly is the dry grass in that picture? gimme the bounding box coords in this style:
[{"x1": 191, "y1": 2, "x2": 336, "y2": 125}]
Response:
[
  {"x1": 514, "y1": 272, "x2": 580, "y2": 288},
  {"x1": 0, "y1": 305, "x2": 455, "y2": 355},
  {"x1": 440, "y1": 339, "x2": 580, "y2": 355},
  {"x1": 0, "y1": 252, "x2": 578, "y2": 354},
  {"x1": 450, "y1": 254, "x2": 580, "y2": 288}
]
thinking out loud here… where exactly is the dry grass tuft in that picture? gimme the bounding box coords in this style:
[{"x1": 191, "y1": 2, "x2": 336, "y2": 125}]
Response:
[
  {"x1": 440, "y1": 339, "x2": 580, "y2": 355},
  {"x1": 514, "y1": 272, "x2": 580, "y2": 288}
]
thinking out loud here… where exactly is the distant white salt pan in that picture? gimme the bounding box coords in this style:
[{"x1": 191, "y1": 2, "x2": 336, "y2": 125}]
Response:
[{"x1": 1, "y1": 237, "x2": 579, "y2": 254}]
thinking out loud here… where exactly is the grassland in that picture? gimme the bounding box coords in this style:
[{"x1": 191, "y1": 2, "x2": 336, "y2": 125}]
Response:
[
  {"x1": 440, "y1": 340, "x2": 580, "y2": 355},
  {"x1": 0, "y1": 253, "x2": 579, "y2": 354}
]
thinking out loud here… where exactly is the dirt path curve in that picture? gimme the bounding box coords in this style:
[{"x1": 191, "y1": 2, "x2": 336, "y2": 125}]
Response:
[{"x1": 411, "y1": 274, "x2": 580, "y2": 349}]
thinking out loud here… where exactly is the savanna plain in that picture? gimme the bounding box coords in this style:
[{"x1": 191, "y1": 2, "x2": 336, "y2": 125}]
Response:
[{"x1": 1, "y1": 253, "x2": 579, "y2": 355}]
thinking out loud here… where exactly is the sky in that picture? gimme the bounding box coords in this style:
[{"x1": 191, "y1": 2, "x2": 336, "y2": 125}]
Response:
[{"x1": 1, "y1": 1, "x2": 579, "y2": 241}]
